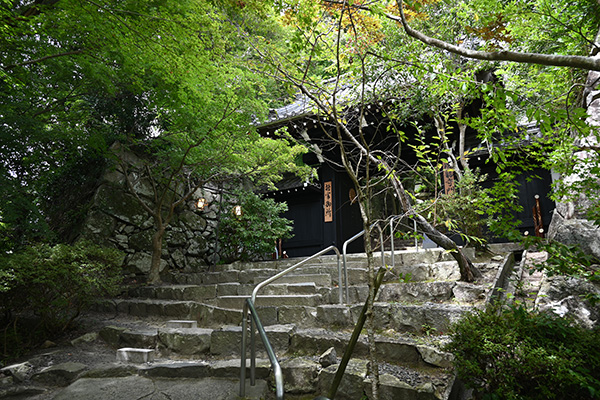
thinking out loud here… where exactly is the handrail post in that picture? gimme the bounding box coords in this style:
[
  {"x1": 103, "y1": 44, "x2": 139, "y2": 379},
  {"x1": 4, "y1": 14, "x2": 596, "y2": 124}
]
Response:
[
  {"x1": 389, "y1": 216, "x2": 400, "y2": 270},
  {"x1": 414, "y1": 218, "x2": 418, "y2": 251},
  {"x1": 342, "y1": 230, "x2": 365, "y2": 303},
  {"x1": 240, "y1": 301, "x2": 248, "y2": 397},
  {"x1": 250, "y1": 316, "x2": 256, "y2": 385},
  {"x1": 244, "y1": 299, "x2": 285, "y2": 400},
  {"x1": 378, "y1": 224, "x2": 385, "y2": 267}
]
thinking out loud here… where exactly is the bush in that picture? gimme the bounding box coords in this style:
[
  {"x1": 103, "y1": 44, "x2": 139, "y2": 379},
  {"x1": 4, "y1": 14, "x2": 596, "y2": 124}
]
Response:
[
  {"x1": 218, "y1": 190, "x2": 293, "y2": 263},
  {"x1": 446, "y1": 303, "x2": 600, "y2": 399},
  {"x1": 523, "y1": 237, "x2": 600, "y2": 305},
  {"x1": 0, "y1": 241, "x2": 123, "y2": 357}
]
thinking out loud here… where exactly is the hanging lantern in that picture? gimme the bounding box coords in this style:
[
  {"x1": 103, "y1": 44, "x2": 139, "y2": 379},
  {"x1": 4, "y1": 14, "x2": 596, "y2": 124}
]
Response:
[
  {"x1": 196, "y1": 198, "x2": 207, "y2": 211},
  {"x1": 232, "y1": 205, "x2": 243, "y2": 218}
]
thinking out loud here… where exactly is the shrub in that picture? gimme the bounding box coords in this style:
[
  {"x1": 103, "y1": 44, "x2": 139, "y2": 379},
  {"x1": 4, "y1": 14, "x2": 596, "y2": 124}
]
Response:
[
  {"x1": 0, "y1": 241, "x2": 124, "y2": 356},
  {"x1": 446, "y1": 303, "x2": 600, "y2": 399},
  {"x1": 218, "y1": 189, "x2": 293, "y2": 263},
  {"x1": 523, "y1": 237, "x2": 600, "y2": 305}
]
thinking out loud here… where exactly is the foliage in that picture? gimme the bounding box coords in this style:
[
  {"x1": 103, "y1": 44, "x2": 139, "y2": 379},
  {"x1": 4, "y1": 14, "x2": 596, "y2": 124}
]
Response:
[
  {"x1": 0, "y1": 0, "x2": 312, "y2": 287},
  {"x1": 524, "y1": 237, "x2": 600, "y2": 279},
  {"x1": 447, "y1": 302, "x2": 600, "y2": 399},
  {"x1": 425, "y1": 169, "x2": 489, "y2": 247},
  {"x1": 523, "y1": 236, "x2": 600, "y2": 305},
  {"x1": 218, "y1": 190, "x2": 293, "y2": 263},
  {"x1": 409, "y1": 122, "x2": 522, "y2": 244},
  {"x1": 0, "y1": 242, "x2": 123, "y2": 333},
  {"x1": 393, "y1": 0, "x2": 600, "y2": 226}
]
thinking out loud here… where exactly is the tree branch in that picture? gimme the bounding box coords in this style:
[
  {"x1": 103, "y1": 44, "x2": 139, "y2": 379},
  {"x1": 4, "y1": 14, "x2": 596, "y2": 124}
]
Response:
[
  {"x1": 3, "y1": 50, "x2": 84, "y2": 70},
  {"x1": 387, "y1": 0, "x2": 600, "y2": 71}
]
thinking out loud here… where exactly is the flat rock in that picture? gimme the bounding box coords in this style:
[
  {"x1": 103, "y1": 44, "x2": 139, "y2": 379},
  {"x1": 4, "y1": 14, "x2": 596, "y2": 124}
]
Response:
[
  {"x1": 81, "y1": 364, "x2": 140, "y2": 378},
  {"x1": 1, "y1": 362, "x2": 34, "y2": 383},
  {"x1": 319, "y1": 347, "x2": 337, "y2": 368},
  {"x1": 32, "y1": 362, "x2": 87, "y2": 386},
  {"x1": 99, "y1": 326, "x2": 127, "y2": 347},
  {"x1": 0, "y1": 385, "x2": 46, "y2": 399},
  {"x1": 71, "y1": 332, "x2": 99, "y2": 346},
  {"x1": 318, "y1": 359, "x2": 368, "y2": 400},
  {"x1": 53, "y1": 376, "x2": 269, "y2": 400},
  {"x1": 549, "y1": 215, "x2": 600, "y2": 260},
  {"x1": 158, "y1": 327, "x2": 211, "y2": 355},
  {"x1": 280, "y1": 357, "x2": 319, "y2": 394},
  {"x1": 416, "y1": 345, "x2": 454, "y2": 368}
]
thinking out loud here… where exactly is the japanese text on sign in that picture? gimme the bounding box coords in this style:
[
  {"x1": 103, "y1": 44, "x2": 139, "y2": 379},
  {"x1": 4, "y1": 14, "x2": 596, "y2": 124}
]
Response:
[
  {"x1": 443, "y1": 163, "x2": 455, "y2": 195},
  {"x1": 324, "y1": 181, "x2": 333, "y2": 222}
]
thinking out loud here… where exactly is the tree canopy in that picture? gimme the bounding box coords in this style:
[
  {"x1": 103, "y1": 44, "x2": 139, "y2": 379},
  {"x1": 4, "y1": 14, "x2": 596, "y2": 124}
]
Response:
[
  {"x1": 257, "y1": 0, "x2": 600, "y2": 229},
  {"x1": 0, "y1": 0, "x2": 310, "y2": 254},
  {"x1": 3, "y1": 0, "x2": 600, "y2": 260}
]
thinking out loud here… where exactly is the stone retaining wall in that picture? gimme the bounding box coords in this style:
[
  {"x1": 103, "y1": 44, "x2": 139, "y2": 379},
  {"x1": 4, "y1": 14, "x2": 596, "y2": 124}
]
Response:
[{"x1": 78, "y1": 152, "x2": 229, "y2": 279}]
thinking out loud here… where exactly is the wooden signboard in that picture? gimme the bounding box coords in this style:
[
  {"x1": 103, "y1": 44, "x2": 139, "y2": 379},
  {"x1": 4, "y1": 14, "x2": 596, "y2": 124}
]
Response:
[
  {"x1": 443, "y1": 163, "x2": 455, "y2": 195},
  {"x1": 533, "y1": 194, "x2": 545, "y2": 238},
  {"x1": 324, "y1": 181, "x2": 333, "y2": 222}
]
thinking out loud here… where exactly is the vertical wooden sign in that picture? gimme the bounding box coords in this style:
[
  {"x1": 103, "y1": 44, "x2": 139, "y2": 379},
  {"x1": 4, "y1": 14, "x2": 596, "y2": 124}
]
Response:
[
  {"x1": 533, "y1": 194, "x2": 544, "y2": 238},
  {"x1": 324, "y1": 181, "x2": 333, "y2": 222},
  {"x1": 443, "y1": 163, "x2": 455, "y2": 195}
]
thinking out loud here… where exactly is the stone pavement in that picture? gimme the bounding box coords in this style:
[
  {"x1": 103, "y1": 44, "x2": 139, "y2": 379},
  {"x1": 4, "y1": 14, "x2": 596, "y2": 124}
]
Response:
[{"x1": 53, "y1": 376, "x2": 268, "y2": 400}]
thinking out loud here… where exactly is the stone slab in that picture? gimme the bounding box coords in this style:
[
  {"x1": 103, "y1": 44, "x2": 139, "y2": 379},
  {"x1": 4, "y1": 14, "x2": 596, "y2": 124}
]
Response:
[
  {"x1": 116, "y1": 348, "x2": 155, "y2": 364},
  {"x1": 166, "y1": 320, "x2": 197, "y2": 329},
  {"x1": 52, "y1": 376, "x2": 269, "y2": 400},
  {"x1": 32, "y1": 362, "x2": 87, "y2": 386},
  {"x1": 217, "y1": 294, "x2": 321, "y2": 309},
  {"x1": 158, "y1": 327, "x2": 211, "y2": 355}
]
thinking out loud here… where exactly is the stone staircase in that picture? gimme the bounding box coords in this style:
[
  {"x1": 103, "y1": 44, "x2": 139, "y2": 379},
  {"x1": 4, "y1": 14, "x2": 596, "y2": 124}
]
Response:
[{"x1": 81, "y1": 248, "x2": 511, "y2": 400}]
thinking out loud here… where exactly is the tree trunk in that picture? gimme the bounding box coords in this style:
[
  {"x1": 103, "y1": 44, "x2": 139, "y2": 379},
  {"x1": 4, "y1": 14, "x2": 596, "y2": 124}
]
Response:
[
  {"x1": 148, "y1": 227, "x2": 165, "y2": 284},
  {"x1": 357, "y1": 201, "x2": 380, "y2": 400},
  {"x1": 412, "y1": 212, "x2": 480, "y2": 281},
  {"x1": 390, "y1": 166, "x2": 482, "y2": 282}
]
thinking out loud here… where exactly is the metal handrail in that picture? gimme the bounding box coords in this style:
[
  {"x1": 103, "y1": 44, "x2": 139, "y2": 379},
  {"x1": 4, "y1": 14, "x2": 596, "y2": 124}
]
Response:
[
  {"x1": 342, "y1": 215, "x2": 414, "y2": 280},
  {"x1": 342, "y1": 220, "x2": 385, "y2": 280},
  {"x1": 240, "y1": 298, "x2": 284, "y2": 399},
  {"x1": 251, "y1": 245, "x2": 344, "y2": 304},
  {"x1": 240, "y1": 245, "x2": 343, "y2": 399},
  {"x1": 239, "y1": 215, "x2": 419, "y2": 398}
]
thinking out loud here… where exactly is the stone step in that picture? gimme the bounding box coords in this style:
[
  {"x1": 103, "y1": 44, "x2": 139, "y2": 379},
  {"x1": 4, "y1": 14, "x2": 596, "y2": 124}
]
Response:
[
  {"x1": 253, "y1": 267, "x2": 367, "y2": 286},
  {"x1": 166, "y1": 320, "x2": 197, "y2": 329},
  {"x1": 165, "y1": 269, "x2": 337, "y2": 286},
  {"x1": 93, "y1": 299, "x2": 242, "y2": 327},
  {"x1": 253, "y1": 273, "x2": 333, "y2": 286},
  {"x1": 99, "y1": 323, "x2": 454, "y2": 371},
  {"x1": 126, "y1": 282, "x2": 320, "y2": 301},
  {"x1": 116, "y1": 348, "x2": 155, "y2": 363},
  {"x1": 385, "y1": 261, "x2": 461, "y2": 283},
  {"x1": 378, "y1": 281, "x2": 490, "y2": 305},
  {"x1": 70, "y1": 355, "x2": 453, "y2": 400},
  {"x1": 215, "y1": 294, "x2": 323, "y2": 309},
  {"x1": 376, "y1": 281, "x2": 457, "y2": 303},
  {"x1": 318, "y1": 358, "x2": 454, "y2": 400},
  {"x1": 166, "y1": 261, "x2": 464, "y2": 288},
  {"x1": 125, "y1": 281, "x2": 371, "y2": 308},
  {"x1": 127, "y1": 285, "x2": 217, "y2": 301},
  {"x1": 213, "y1": 248, "x2": 474, "y2": 273},
  {"x1": 56, "y1": 362, "x2": 270, "y2": 400},
  {"x1": 96, "y1": 294, "x2": 472, "y2": 333},
  {"x1": 316, "y1": 302, "x2": 472, "y2": 334},
  {"x1": 221, "y1": 281, "x2": 319, "y2": 296},
  {"x1": 289, "y1": 329, "x2": 454, "y2": 369}
]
